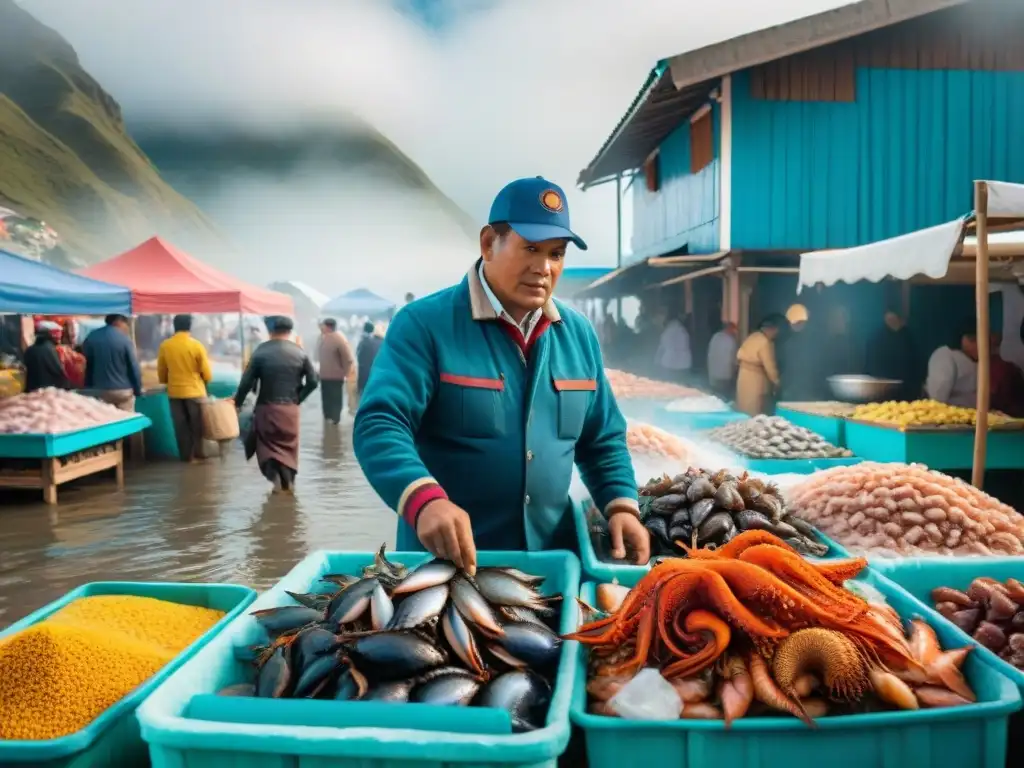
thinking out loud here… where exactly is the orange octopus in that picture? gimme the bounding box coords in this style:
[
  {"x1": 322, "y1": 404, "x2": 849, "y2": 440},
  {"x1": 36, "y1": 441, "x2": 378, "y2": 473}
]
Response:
[{"x1": 566, "y1": 530, "x2": 915, "y2": 679}]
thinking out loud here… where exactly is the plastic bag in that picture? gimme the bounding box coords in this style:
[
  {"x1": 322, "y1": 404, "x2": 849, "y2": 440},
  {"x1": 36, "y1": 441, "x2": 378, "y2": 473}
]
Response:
[{"x1": 610, "y1": 667, "x2": 681, "y2": 720}]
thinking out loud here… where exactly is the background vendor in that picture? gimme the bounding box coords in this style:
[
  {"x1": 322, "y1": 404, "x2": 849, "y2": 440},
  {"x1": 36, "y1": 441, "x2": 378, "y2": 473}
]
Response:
[{"x1": 354, "y1": 176, "x2": 649, "y2": 573}]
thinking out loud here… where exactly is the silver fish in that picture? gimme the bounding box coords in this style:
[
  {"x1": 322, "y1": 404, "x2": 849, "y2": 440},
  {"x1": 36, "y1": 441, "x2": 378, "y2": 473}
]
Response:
[
  {"x1": 476, "y1": 670, "x2": 551, "y2": 732},
  {"x1": 451, "y1": 576, "x2": 505, "y2": 637},
  {"x1": 370, "y1": 582, "x2": 395, "y2": 630},
  {"x1": 327, "y1": 577, "x2": 379, "y2": 626},
  {"x1": 345, "y1": 632, "x2": 447, "y2": 679},
  {"x1": 492, "y1": 621, "x2": 562, "y2": 670},
  {"x1": 442, "y1": 601, "x2": 485, "y2": 674},
  {"x1": 472, "y1": 570, "x2": 547, "y2": 610},
  {"x1": 410, "y1": 669, "x2": 480, "y2": 706},
  {"x1": 386, "y1": 583, "x2": 449, "y2": 630},
  {"x1": 363, "y1": 680, "x2": 415, "y2": 702},
  {"x1": 391, "y1": 561, "x2": 458, "y2": 596}
]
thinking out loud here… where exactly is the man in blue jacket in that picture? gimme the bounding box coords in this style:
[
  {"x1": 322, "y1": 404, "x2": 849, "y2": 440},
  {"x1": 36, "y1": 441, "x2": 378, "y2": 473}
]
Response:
[{"x1": 354, "y1": 177, "x2": 648, "y2": 574}]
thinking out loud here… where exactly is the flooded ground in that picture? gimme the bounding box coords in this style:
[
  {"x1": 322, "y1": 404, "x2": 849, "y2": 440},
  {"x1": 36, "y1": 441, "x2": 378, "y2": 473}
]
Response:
[{"x1": 0, "y1": 401, "x2": 394, "y2": 627}]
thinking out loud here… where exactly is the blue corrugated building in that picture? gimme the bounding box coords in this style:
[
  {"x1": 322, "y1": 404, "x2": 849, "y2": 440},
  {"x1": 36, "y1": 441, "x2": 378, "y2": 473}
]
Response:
[{"x1": 579, "y1": 0, "x2": 1024, "y2": 281}]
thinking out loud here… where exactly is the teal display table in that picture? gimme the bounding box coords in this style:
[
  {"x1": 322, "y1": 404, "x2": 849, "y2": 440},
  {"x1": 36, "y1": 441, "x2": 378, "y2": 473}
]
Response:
[
  {"x1": 844, "y1": 420, "x2": 1024, "y2": 469},
  {"x1": 776, "y1": 406, "x2": 847, "y2": 447}
]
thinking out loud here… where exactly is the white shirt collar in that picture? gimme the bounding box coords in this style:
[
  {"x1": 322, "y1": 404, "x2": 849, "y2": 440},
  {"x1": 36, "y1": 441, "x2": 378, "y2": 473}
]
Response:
[{"x1": 478, "y1": 262, "x2": 541, "y2": 339}]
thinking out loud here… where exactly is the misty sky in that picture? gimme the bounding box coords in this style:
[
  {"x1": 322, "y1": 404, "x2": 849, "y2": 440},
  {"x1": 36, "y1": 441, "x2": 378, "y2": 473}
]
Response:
[{"x1": 24, "y1": 0, "x2": 847, "y2": 298}]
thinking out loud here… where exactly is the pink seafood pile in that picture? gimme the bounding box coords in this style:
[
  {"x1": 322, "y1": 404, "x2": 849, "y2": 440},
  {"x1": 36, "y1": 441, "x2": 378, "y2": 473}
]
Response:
[
  {"x1": 627, "y1": 423, "x2": 694, "y2": 463},
  {"x1": 605, "y1": 369, "x2": 702, "y2": 400},
  {"x1": 787, "y1": 462, "x2": 1024, "y2": 557},
  {"x1": 0, "y1": 388, "x2": 134, "y2": 435}
]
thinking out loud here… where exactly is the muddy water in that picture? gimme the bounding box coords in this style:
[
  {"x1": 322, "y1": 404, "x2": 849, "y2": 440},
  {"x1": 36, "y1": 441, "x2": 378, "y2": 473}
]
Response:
[{"x1": 0, "y1": 402, "x2": 395, "y2": 628}]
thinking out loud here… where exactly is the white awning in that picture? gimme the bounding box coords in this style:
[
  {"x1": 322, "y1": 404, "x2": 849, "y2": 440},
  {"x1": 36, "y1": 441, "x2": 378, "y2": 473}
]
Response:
[
  {"x1": 797, "y1": 218, "x2": 966, "y2": 293},
  {"x1": 985, "y1": 181, "x2": 1024, "y2": 219}
]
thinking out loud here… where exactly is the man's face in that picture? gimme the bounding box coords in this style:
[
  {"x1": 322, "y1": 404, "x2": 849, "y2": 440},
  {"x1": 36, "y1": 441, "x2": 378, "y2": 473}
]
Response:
[{"x1": 480, "y1": 226, "x2": 567, "y2": 313}]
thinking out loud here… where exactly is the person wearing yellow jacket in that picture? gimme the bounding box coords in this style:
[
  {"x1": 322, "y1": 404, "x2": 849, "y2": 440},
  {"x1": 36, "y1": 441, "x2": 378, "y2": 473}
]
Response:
[
  {"x1": 735, "y1": 315, "x2": 783, "y2": 416},
  {"x1": 158, "y1": 314, "x2": 213, "y2": 462}
]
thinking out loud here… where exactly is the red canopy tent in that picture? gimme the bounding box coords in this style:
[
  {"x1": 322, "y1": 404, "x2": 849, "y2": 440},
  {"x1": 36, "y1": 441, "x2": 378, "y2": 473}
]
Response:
[{"x1": 78, "y1": 236, "x2": 294, "y2": 316}]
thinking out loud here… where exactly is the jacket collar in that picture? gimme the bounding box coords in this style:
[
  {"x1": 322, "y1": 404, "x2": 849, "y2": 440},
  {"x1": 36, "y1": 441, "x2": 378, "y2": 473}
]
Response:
[{"x1": 466, "y1": 259, "x2": 560, "y2": 323}]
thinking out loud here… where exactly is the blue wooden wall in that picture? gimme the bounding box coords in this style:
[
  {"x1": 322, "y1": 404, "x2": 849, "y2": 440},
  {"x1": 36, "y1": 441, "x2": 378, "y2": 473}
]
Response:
[
  {"x1": 628, "y1": 103, "x2": 720, "y2": 263},
  {"x1": 730, "y1": 68, "x2": 1024, "y2": 250}
]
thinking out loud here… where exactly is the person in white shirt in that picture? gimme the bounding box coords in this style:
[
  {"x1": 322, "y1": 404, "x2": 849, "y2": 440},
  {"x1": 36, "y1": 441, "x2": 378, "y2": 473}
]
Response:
[
  {"x1": 655, "y1": 310, "x2": 692, "y2": 383},
  {"x1": 925, "y1": 324, "x2": 978, "y2": 407},
  {"x1": 707, "y1": 321, "x2": 739, "y2": 399}
]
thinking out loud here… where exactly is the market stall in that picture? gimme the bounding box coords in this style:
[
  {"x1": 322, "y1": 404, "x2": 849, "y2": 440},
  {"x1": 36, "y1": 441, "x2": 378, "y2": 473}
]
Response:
[
  {"x1": 798, "y1": 180, "x2": 1024, "y2": 486},
  {"x1": 79, "y1": 237, "x2": 294, "y2": 458}
]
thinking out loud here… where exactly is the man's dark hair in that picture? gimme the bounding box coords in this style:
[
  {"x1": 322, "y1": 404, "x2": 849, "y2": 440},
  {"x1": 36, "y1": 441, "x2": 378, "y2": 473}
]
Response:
[
  {"x1": 173, "y1": 314, "x2": 192, "y2": 333},
  {"x1": 363, "y1": 321, "x2": 375, "y2": 334},
  {"x1": 105, "y1": 314, "x2": 127, "y2": 326},
  {"x1": 322, "y1": 318, "x2": 337, "y2": 331}
]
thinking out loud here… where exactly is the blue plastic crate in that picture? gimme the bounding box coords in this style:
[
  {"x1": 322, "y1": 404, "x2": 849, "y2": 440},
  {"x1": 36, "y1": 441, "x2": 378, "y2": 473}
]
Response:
[
  {"x1": 844, "y1": 420, "x2": 1024, "y2": 469},
  {"x1": 137, "y1": 550, "x2": 581, "y2": 768},
  {"x1": 0, "y1": 581, "x2": 256, "y2": 767},
  {"x1": 652, "y1": 407, "x2": 747, "y2": 435},
  {"x1": 775, "y1": 407, "x2": 846, "y2": 447},
  {"x1": 571, "y1": 570, "x2": 1021, "y2": 768},
  {"x1": 573, "y1": 499, "x2": 851, "y2": 583},
  {"x1": 0, "y1": 415, "x2": 152, "y2": 459}
]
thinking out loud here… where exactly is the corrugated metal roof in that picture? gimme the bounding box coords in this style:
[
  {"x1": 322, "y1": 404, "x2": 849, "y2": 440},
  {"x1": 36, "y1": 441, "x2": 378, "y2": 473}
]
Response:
[
  {"x1": 577, "y1": 64, "x2": 715, "y2": 188},
  {"x1": 577, "y1": 0, "x2": 970, "y2": 188}
]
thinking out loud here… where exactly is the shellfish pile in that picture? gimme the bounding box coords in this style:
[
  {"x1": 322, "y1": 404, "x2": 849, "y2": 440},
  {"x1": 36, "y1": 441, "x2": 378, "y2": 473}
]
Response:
[
  {"x1": 932, "y1": 578, "x2": 1024, "y2": 669},
  {"x1": 605, "y1": 369, "x2": 702, "y2": 400},
  {"x1": 706, "y1": 415, "x2": 852, "y2": 460},
  {"x1": 595, "y1": 468, "x2": 829, "y2": 560},
  {"x1": 577, "y1": 535, "x2": 979, "y2": 725},
  {"x1": 787, "y1": 463, "x2": 1024, "y2": 557},
  {"x1": 226, "y1": 547, "x2": 562, "y2": 732}
]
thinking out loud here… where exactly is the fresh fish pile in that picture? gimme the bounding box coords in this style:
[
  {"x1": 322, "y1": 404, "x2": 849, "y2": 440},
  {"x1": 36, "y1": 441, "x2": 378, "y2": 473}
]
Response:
[
  {"x1": 707, "y1": 415, "x2": 852, "y2": 459},
  {"x1": 224, "y1": 546, "x2": 562, "y2": 733},
  {"x1": 588, "y1": 468, "x2": 829, "y2": 560}
]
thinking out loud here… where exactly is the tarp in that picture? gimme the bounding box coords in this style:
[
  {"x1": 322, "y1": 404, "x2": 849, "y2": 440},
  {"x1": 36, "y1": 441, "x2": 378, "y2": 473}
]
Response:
[
  {"x1": 322, "y1": 288, "x2": 395, "y2": 317},
  {"x1": 79, "y1": 236, "x2": 293, "y2": 316},
  {"x1": 0, "y1": 248, "x2": 132, "y2": 315}
]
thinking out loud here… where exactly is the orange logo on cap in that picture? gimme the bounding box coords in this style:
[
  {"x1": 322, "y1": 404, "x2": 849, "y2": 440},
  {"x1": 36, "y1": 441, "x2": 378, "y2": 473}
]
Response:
[{"x1": 540, "y1": 190, "x2": 563, "y2": 212}]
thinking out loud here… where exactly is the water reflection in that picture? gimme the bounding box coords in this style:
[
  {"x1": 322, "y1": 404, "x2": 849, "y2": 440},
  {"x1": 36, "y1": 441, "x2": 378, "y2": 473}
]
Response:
[{"x1": 0, "y1": 401, "x2": 395, "y2": 627}]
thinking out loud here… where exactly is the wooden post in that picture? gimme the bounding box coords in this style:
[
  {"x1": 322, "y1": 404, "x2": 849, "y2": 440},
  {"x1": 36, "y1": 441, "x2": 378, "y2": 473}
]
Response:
[{"x1": 972, "y1": 181, "x2": 991, "y2": 489}]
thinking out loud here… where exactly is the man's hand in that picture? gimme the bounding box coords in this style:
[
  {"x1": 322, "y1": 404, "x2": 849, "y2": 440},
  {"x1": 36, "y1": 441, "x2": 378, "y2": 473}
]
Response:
[
  {"x1": 608, "y1": 511, "x2": 651, "y2": 564},
  {"x1": 416, "y1": 499, "x2": 478, "y2": 575}
]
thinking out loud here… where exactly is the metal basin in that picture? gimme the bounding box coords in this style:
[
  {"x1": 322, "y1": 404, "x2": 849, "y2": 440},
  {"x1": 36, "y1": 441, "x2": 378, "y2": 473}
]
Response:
[{"x1": 828, "y1": 375, "x2": 903, "y2": 403}]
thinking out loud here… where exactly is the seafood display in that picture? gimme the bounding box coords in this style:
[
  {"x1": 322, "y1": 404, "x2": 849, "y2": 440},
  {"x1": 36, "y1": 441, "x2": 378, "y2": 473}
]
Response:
[
  {"x1": 788, "y1": 462, "x2": 1024, "y2": 557},
  {"x1": 777, "y1": 401, "x2": 857, "y2": 418},
  {"x1": 572, "y1": 531, "x2": 979, "y2": 724},
  {"x1": 606, "y1": 369, "x2": 702, "y2": 401},
  {"x1": 665, "y1": 395, "x2": 730, "y2": 413},
  {"x1": 229, "y1": 547, "x2": 562, "y2": 732},
  {"x1": 932, "y1": 578, "x2": 1024, "y2": 670},
  {"x1": 590, "y1": 468, "x2": 828, "y2": 561},
  {"x1": 707, "y1": 415, "x2": 852, "y2": 460},
  {"x1": 851, "y1": 400, "x2": 1015, "y2": 429},
  {"x1": 0, "y1": 388, "x2": 135, "y2": 435},
  {"x1": 0, "y1": 595, "x2": 225, "y2": 740},
  {"x1": 627, "y1": 422, "x2": 694, "y2": 463}
]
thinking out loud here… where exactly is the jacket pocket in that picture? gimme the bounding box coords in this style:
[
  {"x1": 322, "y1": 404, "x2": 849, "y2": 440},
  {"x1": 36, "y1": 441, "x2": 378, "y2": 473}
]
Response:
[
  {"x1": 552, "y1": 377, "x2": 596, "y2": 440},
  {"x1": 439, "y1": 373, "x2": 506, "y2": 439}
]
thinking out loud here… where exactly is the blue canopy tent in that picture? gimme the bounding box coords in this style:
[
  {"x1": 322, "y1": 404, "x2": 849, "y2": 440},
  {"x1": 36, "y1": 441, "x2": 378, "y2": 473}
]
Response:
[
  {"x1": 0, "y1": 249, "x2": 132, "y2": 315},
  {"x1": 322, "y1": 288, "x2": 395, "y2": 317}
]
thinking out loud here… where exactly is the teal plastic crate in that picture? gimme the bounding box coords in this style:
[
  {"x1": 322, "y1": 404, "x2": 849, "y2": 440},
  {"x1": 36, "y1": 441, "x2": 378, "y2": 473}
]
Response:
[
  {"x1": 0, "y1": 581, "x2": 256, "y2": 767},
  {"x1": 137, "y1": 549, "x2": 581, "y2": 767},
  {"x1": 571, "y1": 570, "x2": 1021, "y2": 768},
  {"x1": 573, "y1": 499, "x2": 851, "y2": 583},
  {"x1": 0, "y1": 415, "x2": 151, "y2": 459},
  {"x1": 652, "y1": 407, "x2": 747, "y2": 435},
  {"x1": 775, "y1": 407, "x2": 846, "y2": 447},
  {"x1": 844, "y1": 420, "x2": 1024, "y2": 469}
]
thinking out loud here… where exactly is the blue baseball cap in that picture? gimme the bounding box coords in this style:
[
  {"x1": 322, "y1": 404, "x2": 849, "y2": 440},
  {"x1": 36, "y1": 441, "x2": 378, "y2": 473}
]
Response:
[{"x1": 488, "y1": 176, "x2": 588, "y2": 251}]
